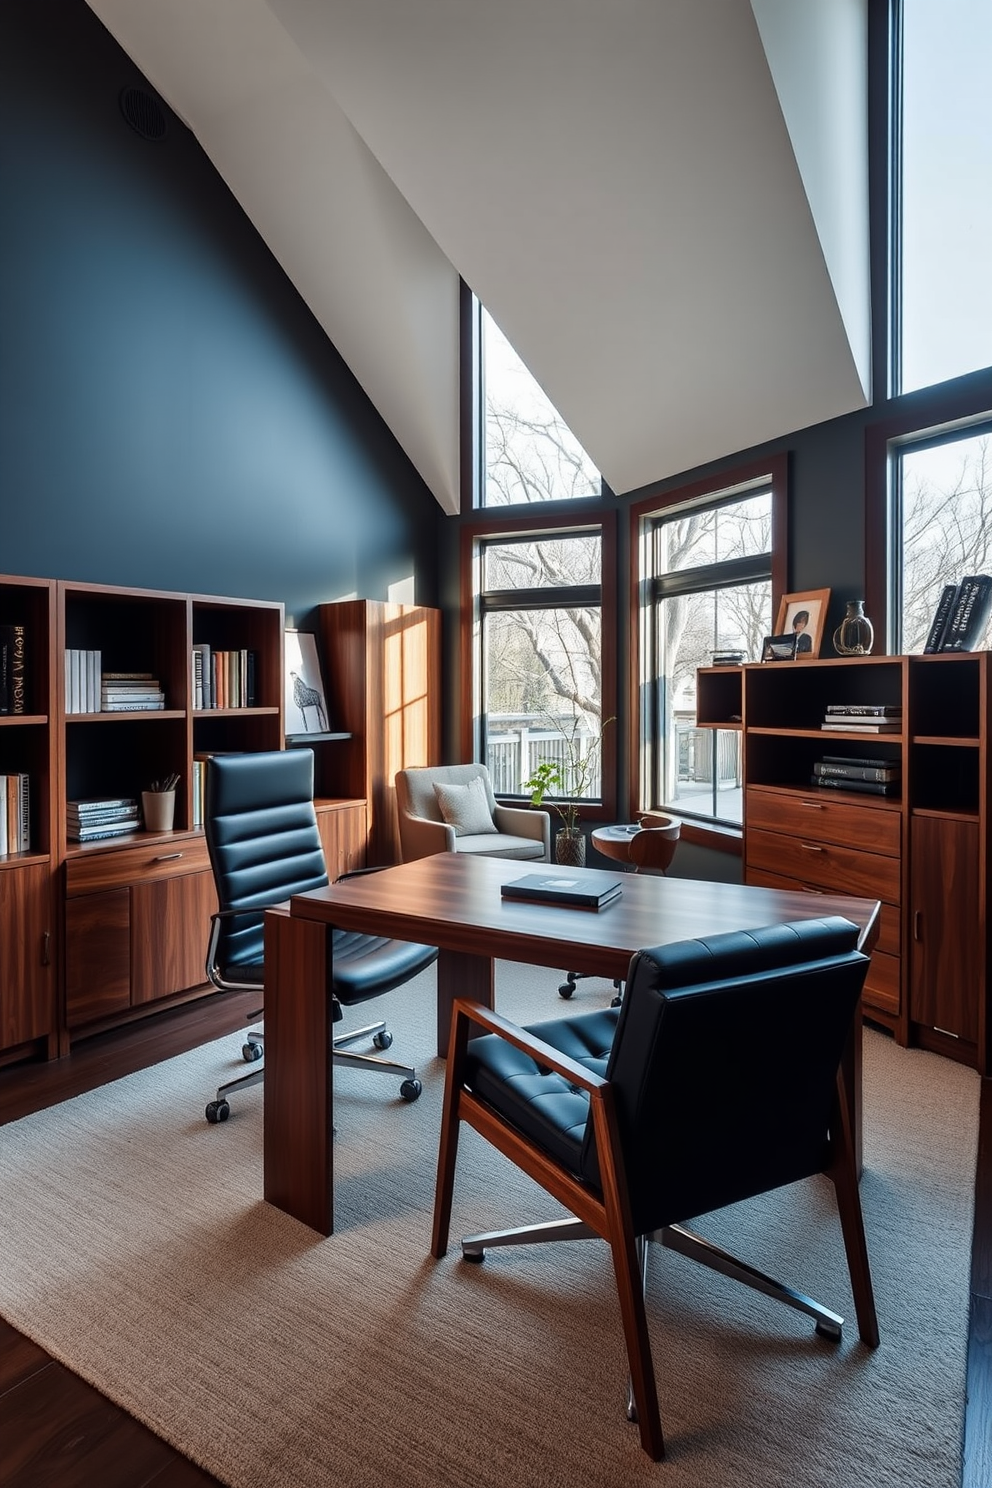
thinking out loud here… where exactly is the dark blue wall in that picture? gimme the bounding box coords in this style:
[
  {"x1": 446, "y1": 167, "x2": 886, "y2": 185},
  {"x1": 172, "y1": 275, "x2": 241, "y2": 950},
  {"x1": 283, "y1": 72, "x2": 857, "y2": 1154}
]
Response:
[{"x1": 0, "y1": 0, "x2": 441, "y2": 625}]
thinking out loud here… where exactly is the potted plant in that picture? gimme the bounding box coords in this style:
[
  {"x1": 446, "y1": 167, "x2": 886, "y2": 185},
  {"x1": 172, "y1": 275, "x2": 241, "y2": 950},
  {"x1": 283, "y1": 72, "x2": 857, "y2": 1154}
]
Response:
[{"x1": 524, "y1": 717, "x2": 613, "y2": 868}]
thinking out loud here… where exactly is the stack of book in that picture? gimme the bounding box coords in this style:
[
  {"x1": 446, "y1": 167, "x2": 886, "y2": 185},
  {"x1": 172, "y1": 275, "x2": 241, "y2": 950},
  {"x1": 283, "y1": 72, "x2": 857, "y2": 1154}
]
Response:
[
  {"x1": 820, "y1": 704, "x2": 902, "y2": 733},
  {"x1": 67, "y1": 796, "x2": 140, "y2": 842},
  {"x1": 0, "y1": 773, "x2": 30, "y2": 852},
  {"x1": 100, "y1": 672, "x2": 165, "y2": 712},
  {"x1": 65, "y1": 649, "x2": 102, "y2": 713},
  {"x1": 811, "y1": 755, "x2": 901, "y2": 797},
  {"x1": 923, "y1": 575, "x2": 992, "y2": 653},
  {"x1": 191, "y1": 645, "x2": 256, "y2": 710},
  {"x1": 711, "y1": 649, "x2": 745, "y2": 667}
]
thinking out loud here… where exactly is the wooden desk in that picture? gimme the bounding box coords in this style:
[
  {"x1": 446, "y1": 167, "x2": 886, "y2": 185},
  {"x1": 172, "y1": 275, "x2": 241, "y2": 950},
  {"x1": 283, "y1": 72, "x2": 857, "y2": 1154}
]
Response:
[{"x1": 264, "y1": 853, "x2": 880, "y2": 1235}]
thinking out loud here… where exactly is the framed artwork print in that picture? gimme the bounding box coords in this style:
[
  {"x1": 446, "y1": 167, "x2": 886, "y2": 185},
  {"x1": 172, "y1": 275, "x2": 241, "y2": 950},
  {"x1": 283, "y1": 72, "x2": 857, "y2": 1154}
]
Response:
[
  {"x1": 774, "y1": 589, "x2": 831, "y2": 660},
  {"x1": 284, "y1": 630, "x2": 331, "y2": 737},
  {"x1": 761, "y1": 633, "x2": 798, "y2": 662}
]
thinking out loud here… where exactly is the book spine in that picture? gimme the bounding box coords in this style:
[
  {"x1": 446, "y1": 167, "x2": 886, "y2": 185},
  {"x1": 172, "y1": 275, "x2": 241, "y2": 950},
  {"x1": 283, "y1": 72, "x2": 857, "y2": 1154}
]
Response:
[
  {"x1": 822, "y1": 754, "x2": 893, "y2": 768},
  {"x1": 811, "y1": 774, "x2": 898, "y2": 796},
  {"x1": 824, "y1": 705, "x2": 901, "y2": 717},
  {"x1": 18, "y1": 773, "x2": 29, "y2": 851},
  {"x1": 100, "y1": 701, "x2": 165, "y2": 711},
  {"x1": 246, "y1": 650, "x2": 256, "y2": 708},
  {"x1": 0, "y1": 778, "x2": 6, "y2": 852},
  {"x1": 69, "y1": 826, "x2": 140, "y2": 841},
  {"x1": 923, "y1": 583, "x2": 960, "y2": 653},
  {"x1": 10, "y1": 625, "x2": 26, "y2": 714},
  {"x1": 814, "y1": 762, "x2": 899, "y2": 783},
  {"x1": 941, "y1": 575, "x2": 992, "y2": 652},
  {"x1": 6, "y1": 775, "x2": 19, "y2": 850},
  {"x1": 0, "y1": 627, "x2": 14, "y2": 713}
]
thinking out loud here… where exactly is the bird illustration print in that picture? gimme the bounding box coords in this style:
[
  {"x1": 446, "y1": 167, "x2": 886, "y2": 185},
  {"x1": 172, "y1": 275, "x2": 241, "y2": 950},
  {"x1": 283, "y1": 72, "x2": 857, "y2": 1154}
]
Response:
[{"x1": 290, "y1": 670, "x2": 327, "y2": 731}]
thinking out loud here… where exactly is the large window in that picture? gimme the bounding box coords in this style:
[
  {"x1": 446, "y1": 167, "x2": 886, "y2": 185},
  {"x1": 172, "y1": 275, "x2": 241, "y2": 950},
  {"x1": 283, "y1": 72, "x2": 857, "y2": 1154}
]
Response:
[
  {"x1": 468, "y1": 521, "x2": 613, "y2": 812},
  {"x1": 897, "y1": 0, "x2": 992, "y2": 393},
  {"x1": 637, "y1": 466, "x2": 785, "y2": 828},
  {"x1": 480, "y1": 306, "x2": 601, "y2": 506}
]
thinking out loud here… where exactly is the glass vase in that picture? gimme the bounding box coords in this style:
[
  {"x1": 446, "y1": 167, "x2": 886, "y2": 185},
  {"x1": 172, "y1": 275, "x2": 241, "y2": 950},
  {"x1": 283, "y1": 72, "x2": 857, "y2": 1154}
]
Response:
[{"x1": 833, "y1": 600, "x2": 874, "y2": 656}]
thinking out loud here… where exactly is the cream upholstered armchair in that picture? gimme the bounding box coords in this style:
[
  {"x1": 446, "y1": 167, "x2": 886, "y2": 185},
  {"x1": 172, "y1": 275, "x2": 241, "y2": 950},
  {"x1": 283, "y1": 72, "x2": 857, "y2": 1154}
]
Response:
[{"x1": 395, "y1": 763, "x2": 550, "y2": 863}]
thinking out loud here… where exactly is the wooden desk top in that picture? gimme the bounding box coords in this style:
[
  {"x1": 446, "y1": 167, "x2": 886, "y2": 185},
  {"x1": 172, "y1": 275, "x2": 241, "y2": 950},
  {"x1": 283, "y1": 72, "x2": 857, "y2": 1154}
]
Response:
[{"x1": 290, "y1": 854, "x2": 880, "y2": 982}]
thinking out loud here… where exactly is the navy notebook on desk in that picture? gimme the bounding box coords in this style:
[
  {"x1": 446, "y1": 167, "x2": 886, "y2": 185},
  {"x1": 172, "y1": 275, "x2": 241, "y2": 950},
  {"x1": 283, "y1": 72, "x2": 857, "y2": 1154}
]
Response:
[{"x1": 501, "y1": 871, "x2": 623, "y2": 910}]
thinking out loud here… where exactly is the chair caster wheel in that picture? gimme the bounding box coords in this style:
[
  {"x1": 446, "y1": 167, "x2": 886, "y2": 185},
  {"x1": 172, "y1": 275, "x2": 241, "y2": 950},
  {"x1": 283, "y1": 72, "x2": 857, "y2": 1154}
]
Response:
[
  {"x1": 205, "y1": 1099, "x2": 230, "y2": 1124},
  {"x1": 610, "y1": 994, "x2": 622, "y2": 1008},
  {"x1": 462, "y1": 1248, "x2": 485, "y2": 1264},
  {"x1": 558, "y1": 982, "x2": 575, "y2": 999},
  {"x1": 400, "y1": 1078, "x2": 422, "y2": 1102},
  {"x1": 373, "y1": 1029, "x2": 394, "y2": 1050},
  {"x1": 815, "y1": 1319, "x2": 842, "y2": 1343},
  {"x1": 242, "y1": 1041, "x2": 263, "y2": 1062}
]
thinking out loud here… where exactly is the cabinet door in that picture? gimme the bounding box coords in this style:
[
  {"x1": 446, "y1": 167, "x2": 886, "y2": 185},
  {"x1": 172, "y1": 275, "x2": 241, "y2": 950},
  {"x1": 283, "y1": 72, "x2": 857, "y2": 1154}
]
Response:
[
  {"x1": 0, "y1": 863, "x2": 54, "y2": 1049},
  {"x1": 316, "y1": 804, "x2": 368, "y2": 881},
  {"x1": 910, "y1": 815, "x2": 980, "y2": 1043},
  {"x1": 131, "y1": 869, "x2": 218, "y2": 1006},
  {"x1": 65, "y1": 888, "x2": 131, "y2": 1027}
]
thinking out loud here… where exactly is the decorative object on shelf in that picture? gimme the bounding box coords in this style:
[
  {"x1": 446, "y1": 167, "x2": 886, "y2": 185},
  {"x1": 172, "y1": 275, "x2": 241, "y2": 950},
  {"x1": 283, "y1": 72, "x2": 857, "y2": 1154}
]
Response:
[
  {"x1": 523, "y1": 715, "x2": 613, "y2": 868},
  {"x1": 142, "y1": 773, "x2": 179, "y2": 832},
  {"x1": 761, "y1": 633, "x2": 798, "y2": 662},
  {"x1": 284, "y1": 629, "x2": 331, "y2": 737},
  {"x1": 774, "y1": 588, "x2": 831, "y2": 659},
  {"x1": 833, "y1": 600, "x2": 875, "y2": 656}
]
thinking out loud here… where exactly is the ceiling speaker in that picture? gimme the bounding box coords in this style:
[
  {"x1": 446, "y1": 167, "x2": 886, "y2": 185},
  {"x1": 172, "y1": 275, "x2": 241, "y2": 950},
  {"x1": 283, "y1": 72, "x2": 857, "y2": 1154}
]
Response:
[{"x1": 119, "y1": 87, "x2": 168, "y2": 142}]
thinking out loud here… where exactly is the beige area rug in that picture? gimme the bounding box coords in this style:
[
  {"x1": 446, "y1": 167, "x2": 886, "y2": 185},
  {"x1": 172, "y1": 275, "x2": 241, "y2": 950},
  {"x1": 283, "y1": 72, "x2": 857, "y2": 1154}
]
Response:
[{"x1": 0, "y1": 961, "x2": 980, "y2": 1488}]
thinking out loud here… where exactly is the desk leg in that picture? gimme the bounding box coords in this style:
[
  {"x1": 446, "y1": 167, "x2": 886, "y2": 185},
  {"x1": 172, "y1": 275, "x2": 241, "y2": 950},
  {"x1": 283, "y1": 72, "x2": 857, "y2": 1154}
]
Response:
[
  {"x1": 437, "y1": 949, "x2": 494, "y2": 1056},
  {"x1": 264, "y1": 910, "x2": 335, "y2": 1236}
]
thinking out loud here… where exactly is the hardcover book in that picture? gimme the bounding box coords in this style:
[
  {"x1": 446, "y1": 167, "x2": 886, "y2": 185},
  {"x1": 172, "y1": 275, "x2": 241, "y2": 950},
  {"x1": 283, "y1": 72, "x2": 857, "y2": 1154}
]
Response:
[
  {"x1": 923, "y1": 583, "x2": 960, "y2": 653},
  {"x1": 822, "y1": 754, "x2": 894, "y2": 769},
  {"x1": 8, "y1": 624, "x2": 25, "y2": 714},
  {"x1": 820, "y1": 720, "x2": 902, "y2": 733},
  {"x1": 814, "y1": 761, "x2": 900, "y2": 783},
  {"x1": 939, "y1": 574, "x2": 992, "y2": 652},
  {"x1": 810, "y1": 774, "x2": 899, "y2": 797},
  {"x1": 500, "y1": 871, "x2": 623, "y2": 910},
  {"x1": 824, "y1": 704, "x2": 902, "y2": 717}
]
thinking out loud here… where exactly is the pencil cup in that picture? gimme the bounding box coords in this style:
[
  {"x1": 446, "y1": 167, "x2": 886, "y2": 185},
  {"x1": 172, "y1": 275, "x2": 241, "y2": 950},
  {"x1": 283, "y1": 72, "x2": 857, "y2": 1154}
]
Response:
[{"x1": 142, "y1": 790, "x2": 176, "y2": 832}]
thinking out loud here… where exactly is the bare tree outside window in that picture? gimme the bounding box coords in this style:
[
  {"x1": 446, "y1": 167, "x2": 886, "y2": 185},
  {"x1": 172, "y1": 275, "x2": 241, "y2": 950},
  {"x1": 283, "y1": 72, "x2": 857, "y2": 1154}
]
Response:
[{"x1": 901, "y1": 432, "x2": 992, "y2": 652}]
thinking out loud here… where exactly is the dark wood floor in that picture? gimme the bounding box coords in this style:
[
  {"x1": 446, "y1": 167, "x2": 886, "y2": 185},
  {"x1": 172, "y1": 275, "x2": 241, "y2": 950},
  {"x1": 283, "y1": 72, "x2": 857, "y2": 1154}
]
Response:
[{"x1": 0, "y1": 998, "x2": 990, "y2": 1488}]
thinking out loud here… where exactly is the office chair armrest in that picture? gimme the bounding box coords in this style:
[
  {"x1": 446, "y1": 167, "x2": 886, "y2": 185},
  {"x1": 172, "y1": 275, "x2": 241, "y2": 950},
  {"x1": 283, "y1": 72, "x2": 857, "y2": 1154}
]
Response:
[
  {"x1": 400, "y1": 812, "x2": 456, "y2": 859},
  {"x1": 449, "y1": 996, "x2": 608, "y2": 1095}
]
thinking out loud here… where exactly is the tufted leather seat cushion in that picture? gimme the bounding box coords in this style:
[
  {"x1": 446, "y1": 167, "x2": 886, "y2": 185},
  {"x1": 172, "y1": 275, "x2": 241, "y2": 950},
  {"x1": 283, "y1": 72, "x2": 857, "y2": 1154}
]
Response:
[{"x1": 465, "y1": 1007, "x2": 619, "y2": 1174}]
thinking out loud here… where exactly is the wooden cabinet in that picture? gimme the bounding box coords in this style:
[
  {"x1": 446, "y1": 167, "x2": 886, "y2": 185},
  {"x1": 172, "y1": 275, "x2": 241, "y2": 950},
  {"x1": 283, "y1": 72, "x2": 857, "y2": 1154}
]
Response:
[
  {"x1": 315, "y1": 799, "x2": 368, "y2": 880},
  {"x1": 318, "y1": 600, "x2": 441, "y2": 864},
  {"x1": 697, "y1": 651, "x2": 991, "y2": 1074},
  {"x1": 0, "y1": 575, "x2": 57, "y2": 1061}
]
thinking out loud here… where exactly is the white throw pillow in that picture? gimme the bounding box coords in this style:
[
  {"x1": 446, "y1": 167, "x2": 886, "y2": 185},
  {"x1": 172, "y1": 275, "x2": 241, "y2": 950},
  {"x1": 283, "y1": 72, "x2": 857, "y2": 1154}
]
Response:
[{"x1": 433, "y1": 776, "x2": 498, "y2": 837}]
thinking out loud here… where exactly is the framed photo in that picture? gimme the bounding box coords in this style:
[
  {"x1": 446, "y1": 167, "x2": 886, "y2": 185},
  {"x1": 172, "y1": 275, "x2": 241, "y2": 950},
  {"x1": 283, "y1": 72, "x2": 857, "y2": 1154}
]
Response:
[
  {"x1": 284, "y1": 630, "x2": 331, "y2": 737},
  {"x1": 761, "y1": 633, "x2": 798, "y2": 662},
  {"x1": 774, "y1": 589, "x2": 831, "y2": 660}
]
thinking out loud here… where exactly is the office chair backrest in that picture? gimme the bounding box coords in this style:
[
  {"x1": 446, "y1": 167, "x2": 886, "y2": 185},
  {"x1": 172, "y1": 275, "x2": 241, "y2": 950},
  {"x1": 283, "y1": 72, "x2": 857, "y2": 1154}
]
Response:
[
  {"x1": 578, "y1": 916, "x2": 868, "y2": 1236},
  {"x1": 204, "y1": 750, "x2": 328, "y2": 976}
]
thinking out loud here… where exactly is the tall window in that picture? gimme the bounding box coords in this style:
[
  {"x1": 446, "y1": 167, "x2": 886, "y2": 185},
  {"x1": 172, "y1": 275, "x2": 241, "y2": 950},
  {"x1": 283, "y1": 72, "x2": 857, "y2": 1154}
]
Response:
[
  {"x1": 898, "y1": 0, "x2": 992, "y2": 392},
  {"x1": 474, "y1": 526, "x2": 605, "y2": 801},
  {"x1": 639, "y1": 471, "x2": 782, "y2": 827},
  {"x1": 895, "y1": 424, "x2": 992, "y2": 651},
  {"x1": 481, "y1": 307, "x2": 601, "y2": 506}
]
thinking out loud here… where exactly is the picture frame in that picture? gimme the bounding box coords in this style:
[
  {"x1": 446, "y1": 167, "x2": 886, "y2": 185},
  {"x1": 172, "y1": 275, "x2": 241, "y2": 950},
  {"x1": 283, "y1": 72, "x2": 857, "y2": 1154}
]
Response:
[
  {"x1": 774, "y1": 588, "x2": 831, "y2": 660},
  {"x1": 284, "y1": 630, "x2": 331, "y2": 737},
  {"x1": 761, "y1": 633, "x2": 798, "y2": 662}
]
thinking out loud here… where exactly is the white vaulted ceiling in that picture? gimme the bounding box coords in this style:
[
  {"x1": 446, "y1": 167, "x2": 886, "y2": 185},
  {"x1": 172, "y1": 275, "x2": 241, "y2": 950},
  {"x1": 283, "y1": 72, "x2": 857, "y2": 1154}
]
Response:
[{"x1": 85, "y1": 0, "x2": 870, "y2": 512}]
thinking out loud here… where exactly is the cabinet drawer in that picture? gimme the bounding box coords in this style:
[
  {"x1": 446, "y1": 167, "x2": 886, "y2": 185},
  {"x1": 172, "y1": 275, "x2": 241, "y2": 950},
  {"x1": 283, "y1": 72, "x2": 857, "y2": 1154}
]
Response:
[
  {"x1": 745, "y1": 866, "x2": 900, "y2": 957},
  {"x1": 65, "y1": 834, "x2": 211, "y2": 897},
  {"x1": 747, "y1": 827, "x2": 901, "y2": 905},
  {"x1": 746, "y1": 789, "x2": 901, "y2": 857},
  {"x1": 864, "y1": 950, "x2": 900, "y2": 1016}
]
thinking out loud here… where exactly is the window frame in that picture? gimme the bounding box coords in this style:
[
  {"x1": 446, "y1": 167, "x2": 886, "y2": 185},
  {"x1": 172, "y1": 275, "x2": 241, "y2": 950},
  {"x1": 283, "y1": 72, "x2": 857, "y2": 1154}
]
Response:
[
  {"x1": 628, "y1": 456, "x2": 789, "y2": 839},
  {"x1": 459, "y1": 508, "x2": 618, "y2": 822}
]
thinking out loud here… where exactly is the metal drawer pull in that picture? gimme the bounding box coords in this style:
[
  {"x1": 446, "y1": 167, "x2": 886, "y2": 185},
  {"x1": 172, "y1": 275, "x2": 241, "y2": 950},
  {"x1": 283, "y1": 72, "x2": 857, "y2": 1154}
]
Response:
[
  {"x1": 800, "y1": 799, "x2": 825, "y2": 809},
  {"x1": 153, "y1": 852, "x2": 184, "y2": 862},
  {"x1": 914, "y1": 911, "x2": 922, "y2": 941},
  {"x1": 799, "y1": 843, "x2": 825, "y2": 852}
]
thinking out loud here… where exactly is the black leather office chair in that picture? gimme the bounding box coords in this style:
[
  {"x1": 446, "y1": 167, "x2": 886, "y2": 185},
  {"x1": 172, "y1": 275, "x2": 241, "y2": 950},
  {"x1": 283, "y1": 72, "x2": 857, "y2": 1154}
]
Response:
[
  {"x1": 432, "y1": 916, "x2": 878, "y2": 1461},
  {"x1": 203, "y1": 749, "x2": 437, "y2": 1122}
]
